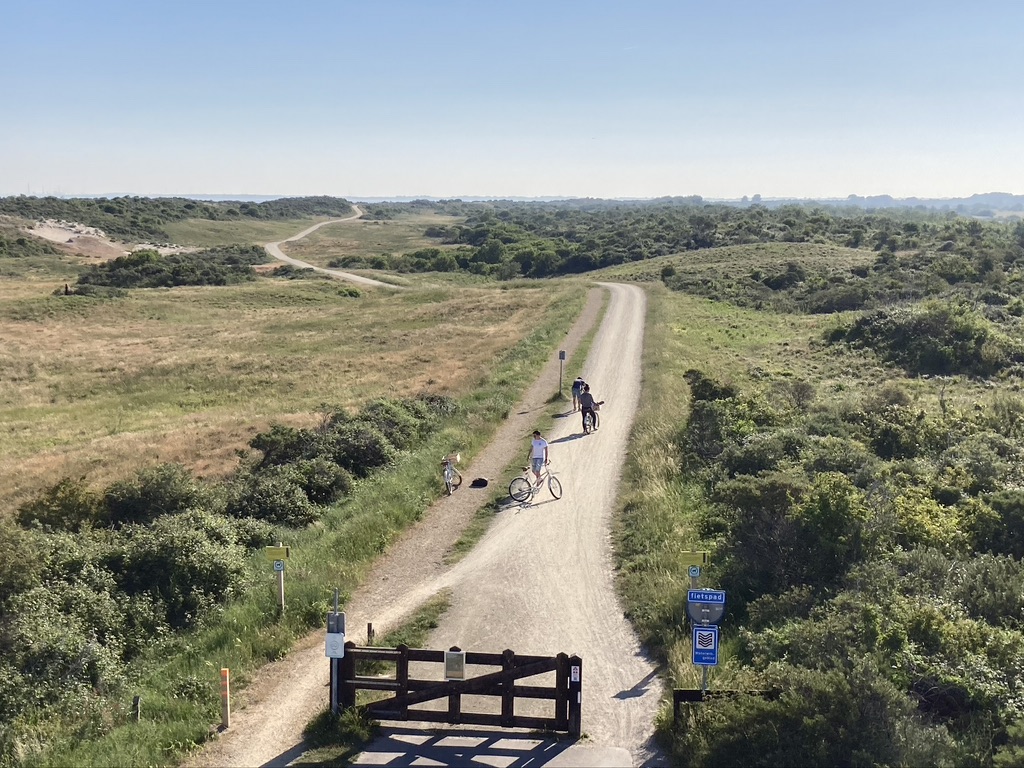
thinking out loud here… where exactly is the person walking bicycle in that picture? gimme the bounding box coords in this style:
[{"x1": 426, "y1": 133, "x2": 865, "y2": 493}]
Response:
[
  {"x1": 571, "y1": 376, "x2": 586, "y2": 412},
  {"x1": 527, "y1": 430, "x2": 549, "y2": 485}
]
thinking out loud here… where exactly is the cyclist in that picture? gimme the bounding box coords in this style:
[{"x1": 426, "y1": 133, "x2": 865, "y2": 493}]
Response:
[
  {"x1": 571, "y1": 376, "x2": 586, "y2": 411},
  {"x1": 528, "y1": 430, "x2": 549, "y2": 485},
  {"x1": 578, "y1": 384, "x2": 600, "y2": 433}
]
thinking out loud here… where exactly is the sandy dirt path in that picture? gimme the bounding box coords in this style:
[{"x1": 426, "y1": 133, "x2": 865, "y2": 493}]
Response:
[
  {"x1": 188, "y1": 284, "x2": 663, "y2": 767},
  {"x1": 353, "y1": 282, "x2": 660, "y2": 767},
  {"x1": 188, "y1": 284, "x2": 659, "y2": 767},
  {"x1": 264, "y1": 205, "x2": 394, "y2": 287}
]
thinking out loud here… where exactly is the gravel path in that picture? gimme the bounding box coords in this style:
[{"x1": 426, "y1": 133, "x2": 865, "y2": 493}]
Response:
[{"x1": 187, "y1": 286, "x2": 634, "y2": 767}]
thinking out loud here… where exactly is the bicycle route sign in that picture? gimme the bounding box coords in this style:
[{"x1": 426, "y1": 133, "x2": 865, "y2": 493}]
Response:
[{"x1": 686, "y1": 589, "x2": 726, "y2": 625}]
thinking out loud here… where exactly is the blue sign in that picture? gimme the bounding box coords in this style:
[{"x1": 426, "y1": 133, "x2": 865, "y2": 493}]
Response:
[
  {"x1": 692, "y1": 625, "x2": 719, "y2": 666},
  {"x1": 688, "y1": 589, "x2": 726, "y2": 605},
  {"x1": 273, "y1": 559, "x2": 285, "y2": 572},
  {"x1": 688, "y1": 565, "x2": 701, "y2": 578}
]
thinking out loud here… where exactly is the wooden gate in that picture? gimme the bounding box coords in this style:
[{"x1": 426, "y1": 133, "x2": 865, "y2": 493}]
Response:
[{"x1": 334, "y1": 642, "x2": 582, "y2": 737}]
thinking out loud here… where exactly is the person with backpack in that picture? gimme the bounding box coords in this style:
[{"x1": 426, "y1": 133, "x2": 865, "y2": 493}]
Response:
[{"x1": 571, "y1": 376, "x2": 586, "y2": 411}]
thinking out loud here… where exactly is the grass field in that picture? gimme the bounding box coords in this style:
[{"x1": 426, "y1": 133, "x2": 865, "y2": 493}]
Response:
[
  {"x1": 0, "y1": 274, "x2": 579, "y2": 516},
  {"x1": 281, "y1": 211, "x2": 464, "y2": 268}
]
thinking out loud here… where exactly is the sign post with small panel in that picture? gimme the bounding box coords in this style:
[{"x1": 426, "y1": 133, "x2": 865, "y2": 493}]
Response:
[
  {"x1": 687, "y1": 587, "x2": 726, "y2": 691},
  {"x1": 264, "y1": 544, "x2": 291, "y2": 615}
]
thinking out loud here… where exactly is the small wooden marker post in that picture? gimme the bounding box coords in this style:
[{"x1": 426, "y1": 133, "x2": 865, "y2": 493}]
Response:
[
  {"x1": 220, "y1": 668, "x2": 231, "y2": 729},
  {"x1": 132, "y1": 695, "x2": 141, "y2": 722}
]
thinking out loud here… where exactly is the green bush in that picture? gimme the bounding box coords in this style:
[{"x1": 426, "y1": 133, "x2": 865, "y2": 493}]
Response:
[
  {"x1": 327, "y1": 422, "x2": 399, "y2": 477},
  {"x1": 674, "y1": 663, "x2": 953, "y2": 767},
  {"x1": 289, "y1": 458, "x2": 353, "y2": 505},
  {"x1": 17, "y1": 477, "x2": 107, "y2": 532},
  {"x1": 0, "y1": 522, "x2": 45, "y2": 605},
  {"x1": 225, "y1": 472, "x2": 321, "y2": 527},
  {"x1": 827, "y1": 302, "x2": 1024, "y2": 377},
  {"x1": 115, "y1": 512, "x2": 250, "y2": 629},
  {"x1": 357, "y1": 399, "x2": 428, "y2": 450},
  {"x1": 972, "y1": 489, "x2": 1024, "y2": 557},
  {"x1": 104, "y1": 463, "x2": 215, "y2": 526}
]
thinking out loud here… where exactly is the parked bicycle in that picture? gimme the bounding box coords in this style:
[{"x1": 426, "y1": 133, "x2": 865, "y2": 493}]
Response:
[
  {"x1": 583, "y1": 400, "x2": 605, "y2": 435},
  {"x1": 509, "y1": 463, "x2": 562, "y2": 503},
  {"x1": 441, "y1": 453, "x2": 462, "y2": 495}
]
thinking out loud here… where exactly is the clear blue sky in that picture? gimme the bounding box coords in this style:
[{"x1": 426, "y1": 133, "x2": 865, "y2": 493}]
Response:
[{"x1": 2, "y1": 0, "x2": 1022, "y2": 200}]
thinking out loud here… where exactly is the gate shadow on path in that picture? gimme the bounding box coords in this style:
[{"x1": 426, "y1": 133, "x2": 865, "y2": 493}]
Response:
[{"x1": 351, "y1": 726, "x2": 572, "y2": 766}]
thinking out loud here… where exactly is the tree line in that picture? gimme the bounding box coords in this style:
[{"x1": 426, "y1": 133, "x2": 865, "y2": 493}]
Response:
[{"x1": 0, "y1": 195, "x2": 354, "y2": 242}]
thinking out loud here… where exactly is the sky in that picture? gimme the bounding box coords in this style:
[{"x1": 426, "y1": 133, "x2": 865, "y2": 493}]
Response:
[{"x1": 2, "y1": 0, "x2": 1023, "y2": 200}]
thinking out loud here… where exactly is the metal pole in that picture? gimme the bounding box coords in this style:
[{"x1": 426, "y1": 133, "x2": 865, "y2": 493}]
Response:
[
  {"x1": 331, "y1": 588, "x2": 340, "y2": 714},
  {"x1": 277, "y1": 541, "x2": 285, "y2": 615}
]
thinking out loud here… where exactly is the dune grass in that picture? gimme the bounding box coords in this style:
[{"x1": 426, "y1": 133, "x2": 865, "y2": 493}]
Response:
[{"x1": 281, "y1": 212, "x2": 465, "y2": 269}]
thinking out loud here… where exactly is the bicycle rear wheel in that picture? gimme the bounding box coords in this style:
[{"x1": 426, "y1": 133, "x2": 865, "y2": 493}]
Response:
[
  {"x1": 509, "y1": 477, "x2": 532, "y2": 502},
  {"x1": 449, "y1": 469, "x2": 463, "y2": 491},
  {"x1": 548, "y1": 475, "x2": 563, "y2": 499}
]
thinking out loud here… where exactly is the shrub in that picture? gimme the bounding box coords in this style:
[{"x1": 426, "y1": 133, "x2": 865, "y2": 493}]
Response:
[
  {"x1": 225, "y1": 472, "x2": 321, "y2": 528},
  {"x1": 357, "y1": 399, "x2": 425, "y2": 450},
  {"x1": 17, "y1": 478, "x2": 106, "y2": 532},
  {"x1": 104, "y1": 463, "x2": 214, "y2": 526},
  {"x1": 116, "y1": 512, "x2": 250, "y2": 629},
  {"x1": 674, "y1": 662, "x2": 953, "y2": 767},
  {"x1": 971, "y1": 489, "x2": 1024, "y2": 558},
  {"x1": 0, "y1": 522, "x2": 45, "y2": 605},
  {"x1": 289, "y1": 458, "x2": 353, "y2": 505},
  {"x1": 327, "y1": 422, "x2": 399, "y2": 477}
]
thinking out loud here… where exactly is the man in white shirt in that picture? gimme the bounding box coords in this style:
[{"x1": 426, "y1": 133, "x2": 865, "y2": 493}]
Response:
[{"x1": 528, "y1": 430, "x2": 549, "y2": 485}]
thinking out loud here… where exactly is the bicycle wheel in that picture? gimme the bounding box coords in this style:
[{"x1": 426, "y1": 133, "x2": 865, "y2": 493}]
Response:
[
  {"x1": 509, "y1": 476, "x2": 532, "y2": 502},
  {"x1": 583, "y1": 413, "x2": 592, "y2": 434},
  {"x1": 450, "y1": 469, "x2": 463, "y2": 490},
  {"x1": 548, "y1": 475, "x2": 563, "y2": 500}
]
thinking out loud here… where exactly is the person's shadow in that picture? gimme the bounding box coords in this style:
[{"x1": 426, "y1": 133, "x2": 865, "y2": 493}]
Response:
[{"x1": 549, "y1": 433, "x2": 585, "y2": 445}]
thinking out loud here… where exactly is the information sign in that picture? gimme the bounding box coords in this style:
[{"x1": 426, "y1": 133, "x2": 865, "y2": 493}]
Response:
[
  {"x1": 444, "y1": 650, "x2": 466, "y2": 681},
  {"x1": 687, "y1": 589, "x2": 726, "y2": 605},
  {"x1": 265, "y1": 545, "x2": 291, "y2": 560},
  {"x1": 692, "y1": 625, "x2": 719, "y2": 666}
]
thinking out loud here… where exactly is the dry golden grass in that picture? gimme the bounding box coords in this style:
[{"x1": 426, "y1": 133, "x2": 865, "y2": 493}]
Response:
[{"x1": 0, "y1": 276, "x2": 575, "y2": 515}]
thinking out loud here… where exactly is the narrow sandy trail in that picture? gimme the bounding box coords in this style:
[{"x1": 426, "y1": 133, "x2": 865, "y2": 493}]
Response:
[{"x1": 264, "y1": 204, "x2": 393, "y2": 287}]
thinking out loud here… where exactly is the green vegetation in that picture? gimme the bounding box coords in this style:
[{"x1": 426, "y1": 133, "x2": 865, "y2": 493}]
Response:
[
  {"x1": 0, "y1": 196, "x2": 353, "y2": 242},
  {"x1": 617, "y1": 276, "x2": 1024, "y2": 765},
  {"x1": 73, "y1": 246, "x2": 269, "y2": 289},
  {"x1": 0, "y1": 272, "x2": 585, "y2": 766}
]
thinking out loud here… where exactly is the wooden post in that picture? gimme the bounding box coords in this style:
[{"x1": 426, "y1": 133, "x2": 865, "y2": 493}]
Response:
[
  {"x1": 220, "y1": 668, "x2": 231, "y2": 729},
  {"x1": 396, "y1": 644, "x2": 410, "y2": 720},
  {"x1": 131, "y1": 695, "x2": 141, "y2": 722},
  {"x1": 367, "y1": 622, "x2": 375, "y2": 644},
  {"x1": 555, "y1": 653, "x2": 569, "y2": 730},
  {"x1": 501, "y1": 649, "x2": 515, "y2": 727},
  {"x1": 448, "y1": 646, "x2": 462, "y2": 724},
  {"x1": 567, "y1": 655, "x2": 582, "y2": 739},
  {"x1": 340, "y1": 641, "x2": 357, "y2": 710}
]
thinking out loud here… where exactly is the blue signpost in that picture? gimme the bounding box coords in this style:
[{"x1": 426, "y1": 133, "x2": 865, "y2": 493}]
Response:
[
  {"x1": 687, "y1": 587, "x2": 726, "y2": 690},
  {"x1": 691, "y1": 625, "x2": 720, "y2": 666}
]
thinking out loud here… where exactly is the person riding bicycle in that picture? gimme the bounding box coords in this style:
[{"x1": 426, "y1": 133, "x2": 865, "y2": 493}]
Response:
[
  {"x1": 578, "y1": 384, "x2": 600, "y2": 433},
  {"x1": 571, "y1": 376, "x2": 586, "y2": 411},
  {"x1": 528, "y1": 430, "x2": 549, "y2": 485}
]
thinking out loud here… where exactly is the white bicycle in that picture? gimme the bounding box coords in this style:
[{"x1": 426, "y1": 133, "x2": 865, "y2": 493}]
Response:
[
  {"x1": 441, "y1": 453, "x2": 462, "y2": 495},
  {"x1": 509, "y1": 463, "x2": 562, "y2": 503}
]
